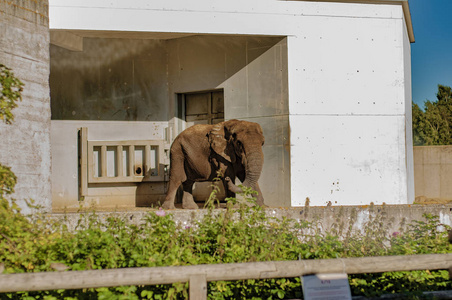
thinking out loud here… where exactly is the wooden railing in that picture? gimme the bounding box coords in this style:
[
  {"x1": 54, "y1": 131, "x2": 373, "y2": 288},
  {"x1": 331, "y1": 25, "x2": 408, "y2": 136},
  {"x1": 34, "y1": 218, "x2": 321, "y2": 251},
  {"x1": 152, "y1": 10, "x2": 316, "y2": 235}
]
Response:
[
  {"x1": 0, "y1": 254, "x2": 451, "y2": 299},
  {"x1": 79, "y1": 127, "x2": 170, "y2": 196}
]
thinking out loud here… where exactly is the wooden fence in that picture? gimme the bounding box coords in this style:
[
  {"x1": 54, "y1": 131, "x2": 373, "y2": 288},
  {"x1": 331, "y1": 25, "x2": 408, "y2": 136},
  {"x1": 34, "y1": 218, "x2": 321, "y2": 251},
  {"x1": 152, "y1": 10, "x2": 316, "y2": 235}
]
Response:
[{"x1": 0, "y1": 254, "x2": 451, "y2": 299}]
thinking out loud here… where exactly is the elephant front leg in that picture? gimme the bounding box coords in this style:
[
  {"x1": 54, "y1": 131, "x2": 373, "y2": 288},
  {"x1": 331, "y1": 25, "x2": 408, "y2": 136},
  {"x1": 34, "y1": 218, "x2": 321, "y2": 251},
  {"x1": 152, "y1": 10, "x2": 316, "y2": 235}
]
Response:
[
  {"x1": 182, "y1": 181, "x2": 198, "y2": 209},
  {"x1": 224, "y1": 177, "x2": 255, "y2": 208}
]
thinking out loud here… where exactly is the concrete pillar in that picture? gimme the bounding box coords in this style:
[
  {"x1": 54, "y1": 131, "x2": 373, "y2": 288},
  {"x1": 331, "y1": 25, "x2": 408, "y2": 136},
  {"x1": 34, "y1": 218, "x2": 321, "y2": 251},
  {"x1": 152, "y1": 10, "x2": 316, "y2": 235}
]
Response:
[{"x1": 0, "y1": 0, "x2": 51, "y2": 212}]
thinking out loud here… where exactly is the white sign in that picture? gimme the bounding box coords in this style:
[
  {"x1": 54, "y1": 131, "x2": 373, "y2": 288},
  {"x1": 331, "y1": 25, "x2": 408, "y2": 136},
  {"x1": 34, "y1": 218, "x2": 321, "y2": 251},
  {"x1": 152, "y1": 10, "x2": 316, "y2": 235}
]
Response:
[{"x1": 302, "y1": 273, "x2": 352, "y2": 300}]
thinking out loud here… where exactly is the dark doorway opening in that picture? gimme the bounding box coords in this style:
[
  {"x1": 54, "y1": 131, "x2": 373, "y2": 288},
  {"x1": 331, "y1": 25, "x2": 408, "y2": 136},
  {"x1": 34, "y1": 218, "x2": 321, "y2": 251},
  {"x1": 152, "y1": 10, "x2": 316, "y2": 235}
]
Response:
[
  {"x1": 179, "y1": 89, "x2": 224, "y2": 127},
  {"x1": 175, "y1": 89, "x2": 226, "y2": 206}
]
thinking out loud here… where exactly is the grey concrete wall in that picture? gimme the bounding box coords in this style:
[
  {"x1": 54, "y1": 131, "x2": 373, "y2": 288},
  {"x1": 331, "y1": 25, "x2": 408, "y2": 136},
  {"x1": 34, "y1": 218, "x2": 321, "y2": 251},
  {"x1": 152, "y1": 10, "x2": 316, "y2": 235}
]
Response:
[
  {"x1": 0, "y1": 0, "x2": 51, "y2": 212},
  {"x1": 414, "y1": 146, "x2": 452, "y2": 201},
  {"x1": 167, "y1": 36, "x2": 290, "y2": 207},
  {"x1": 50, "y1": 38, "x2": 168, "y2": 121},
  {"x1": 51, "y1": 204, "x2": 452, "y2": 237},
  {"x1": 50, "y1": 38, "x2": 171, "y2": 211}
]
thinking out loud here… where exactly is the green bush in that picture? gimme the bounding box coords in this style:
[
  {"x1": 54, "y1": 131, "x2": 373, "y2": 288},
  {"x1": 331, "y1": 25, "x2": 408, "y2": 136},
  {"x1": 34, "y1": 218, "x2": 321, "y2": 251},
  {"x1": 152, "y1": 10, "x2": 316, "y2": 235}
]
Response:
[
  {"x1": 0, "y1": 64, "x2": 23, "y2": 125},
  {"x1": 0, "y1": 165, "x2": 16, "y2": 197},
  {"x1": 0, "y1": 63, "x2": 22, "y2": 197},
  {"x1": 1, "y1": 190, "x2": 451, "y2": 299}
]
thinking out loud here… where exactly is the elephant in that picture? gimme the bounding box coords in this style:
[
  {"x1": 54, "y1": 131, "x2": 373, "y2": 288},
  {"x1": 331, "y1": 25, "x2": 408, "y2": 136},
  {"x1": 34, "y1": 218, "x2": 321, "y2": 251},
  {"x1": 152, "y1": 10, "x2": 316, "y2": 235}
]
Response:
[{"x1": 161, "y1": 119, "x2": 265, "y2": 209}]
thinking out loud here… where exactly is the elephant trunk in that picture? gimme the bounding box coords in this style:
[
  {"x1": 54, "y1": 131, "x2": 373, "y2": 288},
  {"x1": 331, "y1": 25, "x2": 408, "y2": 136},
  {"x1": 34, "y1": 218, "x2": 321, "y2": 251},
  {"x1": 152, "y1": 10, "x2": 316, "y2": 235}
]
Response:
[{"x1": 242, "y1": 147, "x2": 264, "y2": 205}]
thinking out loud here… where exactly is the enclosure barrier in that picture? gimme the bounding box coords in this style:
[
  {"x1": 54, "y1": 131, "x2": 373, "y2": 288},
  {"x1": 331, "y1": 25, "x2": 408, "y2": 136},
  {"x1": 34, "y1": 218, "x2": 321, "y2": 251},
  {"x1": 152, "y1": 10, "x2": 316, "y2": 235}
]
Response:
[
  {"x1": 79, "y1": 127, "x2": 170, "y2": 197},
  {"x1": 0, "y1": 254, "x2": 451, "y2": 299}
]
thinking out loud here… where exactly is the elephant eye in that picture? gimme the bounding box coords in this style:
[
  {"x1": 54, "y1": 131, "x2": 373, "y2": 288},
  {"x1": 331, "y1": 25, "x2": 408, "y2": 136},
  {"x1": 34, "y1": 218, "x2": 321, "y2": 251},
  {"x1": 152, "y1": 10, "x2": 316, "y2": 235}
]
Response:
[{"x1": 237, "y1": 140, "x2": 242, "y2": 147}]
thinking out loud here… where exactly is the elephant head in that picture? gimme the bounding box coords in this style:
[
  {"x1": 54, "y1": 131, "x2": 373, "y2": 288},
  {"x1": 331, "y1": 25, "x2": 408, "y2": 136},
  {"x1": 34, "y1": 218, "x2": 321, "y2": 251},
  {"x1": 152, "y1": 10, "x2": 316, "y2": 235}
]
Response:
[{"x1": 208, "y1": 119, "x2": 265, "y2": 205}]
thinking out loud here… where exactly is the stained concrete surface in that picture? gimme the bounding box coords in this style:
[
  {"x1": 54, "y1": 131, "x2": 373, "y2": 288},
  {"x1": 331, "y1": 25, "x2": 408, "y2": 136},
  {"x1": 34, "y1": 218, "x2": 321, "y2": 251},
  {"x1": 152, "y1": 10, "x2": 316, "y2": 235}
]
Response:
[
  {"x1": 0, "y1": 0, "x2": 52, "y2": 213},
  {"x1": 49, "y1": 204, "x2": 452, "y2": 237}
]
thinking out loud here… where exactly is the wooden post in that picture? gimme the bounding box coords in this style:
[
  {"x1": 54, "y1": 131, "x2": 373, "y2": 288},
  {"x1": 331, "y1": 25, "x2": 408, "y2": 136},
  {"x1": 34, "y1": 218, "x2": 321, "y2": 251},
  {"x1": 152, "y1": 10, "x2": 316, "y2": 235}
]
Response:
[
  {"x1": 117, "y1": 145, "x2": 123, "y2": 178},
  {"x1": 100, "y1": 145, "x2": 107, "y2": 178},
  {"x1": 145, "y1": 144, "x2": 151, "y2": 177},
  {"x1": 129, "y1": 145, "x2": 135, "y2": 177},
  {"x1": 79, "y1": 127, "x2": 88, "y2": 197},
  {"x1": 190, "y1": 274, "x2": 207, "y2": 300}
]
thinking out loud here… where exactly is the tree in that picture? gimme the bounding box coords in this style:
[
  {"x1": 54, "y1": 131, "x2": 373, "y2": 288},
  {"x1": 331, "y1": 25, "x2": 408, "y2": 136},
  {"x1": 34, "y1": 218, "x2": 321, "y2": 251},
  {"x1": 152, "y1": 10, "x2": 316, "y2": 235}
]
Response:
[
  {"x1": 412, "y1": 84, "x2": 452, "y2": 145},
  {"x1": 0, "y1": 64, "x2": 23, "y2": 124},
  {"x1": 0, "y1": 64, "x2": 24, "y2": 196}
]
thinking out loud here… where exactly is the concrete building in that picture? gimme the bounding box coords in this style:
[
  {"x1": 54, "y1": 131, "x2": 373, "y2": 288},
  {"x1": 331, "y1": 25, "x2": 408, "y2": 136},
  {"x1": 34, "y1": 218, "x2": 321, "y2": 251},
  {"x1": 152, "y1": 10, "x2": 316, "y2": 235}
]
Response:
[
  {"x1": 46, "y1": 0, "x2": 415, "y2": 210},
  {"x1": 0, "y1": 0, "x2": 51, "y2": 213}
]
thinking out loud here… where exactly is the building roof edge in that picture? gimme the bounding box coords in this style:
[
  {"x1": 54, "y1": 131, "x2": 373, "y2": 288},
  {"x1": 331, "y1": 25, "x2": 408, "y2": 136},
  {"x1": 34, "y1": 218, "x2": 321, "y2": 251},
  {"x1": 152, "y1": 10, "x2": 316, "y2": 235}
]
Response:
[{"x1": 288, "y1": 0, "x2": 414, "y2": 43}]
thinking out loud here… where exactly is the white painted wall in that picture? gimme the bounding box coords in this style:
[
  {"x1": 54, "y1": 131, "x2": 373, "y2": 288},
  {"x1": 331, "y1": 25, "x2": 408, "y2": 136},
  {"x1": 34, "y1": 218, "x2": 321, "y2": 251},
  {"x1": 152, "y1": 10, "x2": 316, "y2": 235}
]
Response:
[
  {"x1": 287, "y1": 13, "x2": 414, "y2": 206},
  {"x1": 49, "y1": 0, "x2": 414, "y2": 207},
  {"x1": 49, "y1": 0, "x2": 406, "y2": 36},
  {"x1": 403, "y1": 14, "x2": 415, "y2": 204}
]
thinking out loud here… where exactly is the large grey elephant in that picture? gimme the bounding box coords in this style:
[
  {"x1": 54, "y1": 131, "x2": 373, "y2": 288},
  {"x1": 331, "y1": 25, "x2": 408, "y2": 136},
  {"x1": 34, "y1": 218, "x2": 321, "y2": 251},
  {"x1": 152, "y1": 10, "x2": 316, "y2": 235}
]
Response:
[{"x1": 161, "y1": 119, "x2": 265, "y2": 209}]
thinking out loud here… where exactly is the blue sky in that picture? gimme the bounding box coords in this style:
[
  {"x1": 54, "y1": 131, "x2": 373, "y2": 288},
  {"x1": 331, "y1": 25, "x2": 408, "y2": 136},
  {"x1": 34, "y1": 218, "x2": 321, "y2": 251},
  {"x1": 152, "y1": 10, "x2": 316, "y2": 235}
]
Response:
[{"x1": 410, "y1": 0, "x2": 452, "y2": 108}]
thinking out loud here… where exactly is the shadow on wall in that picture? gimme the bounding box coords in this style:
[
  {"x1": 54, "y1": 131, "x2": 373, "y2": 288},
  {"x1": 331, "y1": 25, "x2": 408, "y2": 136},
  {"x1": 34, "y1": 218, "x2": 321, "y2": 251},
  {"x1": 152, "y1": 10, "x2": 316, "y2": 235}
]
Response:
[
  {"x1": 135, "y1": 182, "x2": 166, "y2": 207},
  {"x1": 50, "y1": 35, "x2": 286, "y2": 122},
  {"x1": 135, "y1": 163, "x2": 169, "y2": 207},
  {"x1": 50, "y1": 39, "x2": 169, "y2": 122}
]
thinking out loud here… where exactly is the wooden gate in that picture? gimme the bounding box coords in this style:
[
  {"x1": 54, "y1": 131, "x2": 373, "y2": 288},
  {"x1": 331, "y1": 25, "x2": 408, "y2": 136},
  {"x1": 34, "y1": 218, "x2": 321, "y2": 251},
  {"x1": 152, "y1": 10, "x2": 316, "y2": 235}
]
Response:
[{"x1": 79, "y1": 127, "x2": 170, "y2": 198}]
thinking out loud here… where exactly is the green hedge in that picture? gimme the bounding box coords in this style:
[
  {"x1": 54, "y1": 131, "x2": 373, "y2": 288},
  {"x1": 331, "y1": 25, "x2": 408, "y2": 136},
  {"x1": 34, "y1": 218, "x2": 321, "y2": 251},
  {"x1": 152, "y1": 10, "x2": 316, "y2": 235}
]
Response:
[{"x1": 1, "y1": 189, "x2": 451, "y2": 299}]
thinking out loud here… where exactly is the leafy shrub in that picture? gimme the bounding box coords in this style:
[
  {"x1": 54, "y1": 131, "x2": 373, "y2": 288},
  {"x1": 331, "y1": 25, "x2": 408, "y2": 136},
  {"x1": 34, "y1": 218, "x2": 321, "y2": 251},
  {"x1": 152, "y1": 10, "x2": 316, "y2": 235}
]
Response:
[
  {"x1": 0, "y1": 165, "x2": 16, "y2": 197},
  {"x1": 1, "y1": 188, "x2": 451, "y2": 299},
  {"x1": 0, "y1": 63, "x2": 22, "y2": 197},
  {"x1": 347, "y1": 213, "x2": 452, "y2": 298},
  {"x1": 0, "y1": 64, "x2": 23, "y2": 125}
]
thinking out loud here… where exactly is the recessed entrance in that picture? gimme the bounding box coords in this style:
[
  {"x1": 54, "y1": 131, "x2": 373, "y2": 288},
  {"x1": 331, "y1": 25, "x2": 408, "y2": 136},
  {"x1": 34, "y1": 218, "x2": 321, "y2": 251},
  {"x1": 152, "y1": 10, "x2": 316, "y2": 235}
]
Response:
[{"x1": 49, "y1": 34, "x2": 289, "y2": 210}]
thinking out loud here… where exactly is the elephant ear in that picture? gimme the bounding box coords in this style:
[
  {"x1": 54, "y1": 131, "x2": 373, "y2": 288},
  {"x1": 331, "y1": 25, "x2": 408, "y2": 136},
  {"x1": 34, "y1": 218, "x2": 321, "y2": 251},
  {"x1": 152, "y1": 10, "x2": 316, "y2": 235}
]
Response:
[{"x1": 208, "y1": 123, "x2": 236, "y2": 163}]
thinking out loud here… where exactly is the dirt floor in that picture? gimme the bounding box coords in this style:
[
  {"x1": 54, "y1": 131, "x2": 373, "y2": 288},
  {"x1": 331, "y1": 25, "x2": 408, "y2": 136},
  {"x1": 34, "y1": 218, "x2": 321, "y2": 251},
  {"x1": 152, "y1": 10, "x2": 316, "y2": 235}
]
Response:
[{"x1": 52, "y1": 201, "x2": 228, "y2": 213}]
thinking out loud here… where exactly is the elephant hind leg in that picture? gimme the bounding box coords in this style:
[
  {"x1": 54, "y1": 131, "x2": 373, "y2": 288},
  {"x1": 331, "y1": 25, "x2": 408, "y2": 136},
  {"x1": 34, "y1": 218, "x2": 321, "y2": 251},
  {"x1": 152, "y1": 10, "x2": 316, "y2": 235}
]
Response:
[
  {"x1": 181, "y1": 181, "x2": 198, "y2": 209},
  {"x1": 162, "y1": 156, "x2": 187, "y2": 209},
  {"x1": 162, "y1": 179, "x2": 181, "y2": 209}
]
